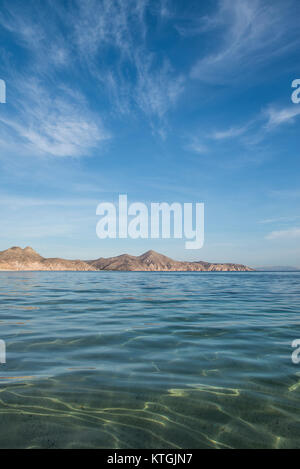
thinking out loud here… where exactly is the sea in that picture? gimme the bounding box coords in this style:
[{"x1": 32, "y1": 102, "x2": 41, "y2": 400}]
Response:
[{"x1": 0, "y1": 271, "x2": 299, "y2": 449}]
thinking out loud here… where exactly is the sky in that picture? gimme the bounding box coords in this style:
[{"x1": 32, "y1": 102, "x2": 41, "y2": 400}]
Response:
[{"x1": 0, "y1": 0, "x2": 299, "y2": 267}]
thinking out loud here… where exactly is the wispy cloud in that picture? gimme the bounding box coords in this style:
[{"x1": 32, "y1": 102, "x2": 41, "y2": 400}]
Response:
[
  {"x1": 211, "y1": 124, "x2": 250, "y2": 140},
  {"x1": 0, "y1": 81, "x2": 110, "y2": 157},
  {"x1": 71, "y1": 0, "x2": 184, "y2": 123},
  {"x1": 185, "y1": 114, "x2": 260, "y2": 155},
  {"x1": 135, "y1": 56, "x2": 184, "y2": 120},
  {"x1": 260, "y1": 216, "x2": 300, "y2": 224},
  {"x1": 266, "y1": 227, "x2": 300, "y2": 240},
  {"x1": 190, "y1": 0, "x2": 300, "y2": 83},
  {"x1": 0, "y1": 2, "x2": 70, "y2": 70},
  {"x1": 70, "y1": 0, "x2": 146, "y2": 59},
  {"x1": 62, "y1": 0, "x2": 184, "y2": 124},
  {"x1": 0, "y1": 0, "x2": 184, "y2": 152},
  {"x1": 185, "y1": 139, "x2": 208, "y2": 155},
  {"x1": 208, "y1": 102, "x2": 300, "y2": 147},
  {"x1": 265, "y1": 106, "x2": 300, "y2": 129}
]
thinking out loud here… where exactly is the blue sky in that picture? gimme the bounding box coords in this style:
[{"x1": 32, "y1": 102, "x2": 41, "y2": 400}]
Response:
[{"x1": 0, "y1": 0, "x2": 300, "y2": 267}]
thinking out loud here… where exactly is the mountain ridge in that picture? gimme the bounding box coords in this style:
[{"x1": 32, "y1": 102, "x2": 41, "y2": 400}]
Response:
[
  {"x1": 0, "y1": 246, "x2": 95, "y2": 271},
  {"x1": 88, "y1": 250, "x2": 254, "y2": 272},
  {"x1": 0, "y1": 246, "x2": 254, "y2": 272}
]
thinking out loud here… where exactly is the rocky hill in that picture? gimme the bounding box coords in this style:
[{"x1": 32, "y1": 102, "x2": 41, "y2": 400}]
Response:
[
  {"x1": 88, "y1": 250, "x2": 253, "y2": 272},
  {"x1": 0, "y1": 247, "x2": 253, "y2": 272},
  {"x1": 0, "y1": 247, "x2": 96, "y2": 271}
]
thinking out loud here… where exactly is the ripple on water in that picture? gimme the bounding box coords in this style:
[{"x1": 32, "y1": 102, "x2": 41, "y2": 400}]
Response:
[{"x1": 0, "y1": 271, "x2": 299, "y2": 448}]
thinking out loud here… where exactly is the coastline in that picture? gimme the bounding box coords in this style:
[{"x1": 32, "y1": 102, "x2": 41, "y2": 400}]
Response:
[{"x1": 0, "y1": 246, "x2": 254, "y2": 272}]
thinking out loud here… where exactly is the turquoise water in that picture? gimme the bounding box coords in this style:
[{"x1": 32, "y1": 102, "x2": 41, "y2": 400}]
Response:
[{"x1": 0, "y1": 271, "x2": 299, "y2": 449}]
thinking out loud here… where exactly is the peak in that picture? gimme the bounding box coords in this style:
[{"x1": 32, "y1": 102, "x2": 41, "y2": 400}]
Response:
[
  {"x1": 139, "y1": 250, "x2": 173, "y2": 263},
  {"x1": 142, "y1": 250, "x2": 158, "y2": 256},
  {"x1": 6, "y1": 246, "x2": 36, "y2": 253},
  {"x1": 24, "y1": 246, "x2": 36, "y2": 253},
  {"x1": 0, "y1": 246, "x2": 43, "y2": 261},
  {"x1": 140, "y1": 250, "x2": 172, "y2": 259}
]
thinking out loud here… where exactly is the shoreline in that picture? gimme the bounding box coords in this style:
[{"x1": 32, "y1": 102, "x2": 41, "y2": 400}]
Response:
[{"x1": 1, "y1": 269, "x2": 256, "y2": 273}]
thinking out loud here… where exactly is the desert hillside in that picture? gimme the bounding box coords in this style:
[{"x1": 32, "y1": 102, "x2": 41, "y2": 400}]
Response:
[
  {"x1": 88, "y1": 249, "x2": 254, "y2": 272},
  {"x1": 0, "y1": 247, "x2": 96, "y2": 271},
  {"x1": 0, "y1": 247, "x2": 254, "y2": 272}
]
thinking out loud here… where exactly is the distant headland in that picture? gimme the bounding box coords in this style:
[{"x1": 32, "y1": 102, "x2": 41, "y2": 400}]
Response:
[{"x1": 0, "y1": 246, "x2": 254, "y2": 272}]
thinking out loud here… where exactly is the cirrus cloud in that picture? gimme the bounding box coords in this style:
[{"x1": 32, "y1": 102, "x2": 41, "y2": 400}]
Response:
[{"x1": 266, "y1": 227, "x2": 300, "y2": 240}]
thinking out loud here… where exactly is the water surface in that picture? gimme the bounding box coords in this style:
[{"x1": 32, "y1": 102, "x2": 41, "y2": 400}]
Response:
[{"x1": 0, "y1": 271, "x2": 299, "y2": 448}]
